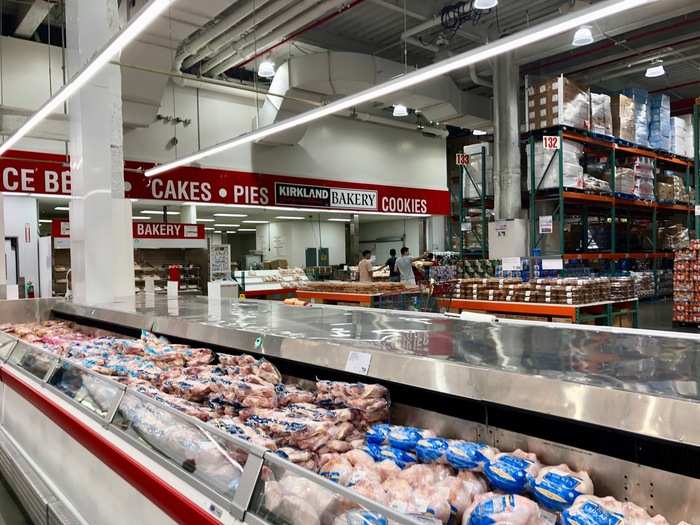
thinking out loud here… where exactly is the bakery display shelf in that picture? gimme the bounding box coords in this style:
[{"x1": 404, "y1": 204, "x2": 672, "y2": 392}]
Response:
[{"x1": 437, "y1": 297, "x2": 638, "y2": 325}]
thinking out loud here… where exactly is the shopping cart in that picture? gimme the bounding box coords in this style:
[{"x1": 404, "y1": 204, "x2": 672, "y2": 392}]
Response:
[{"x1": 422, "y1": 279, "x2": 457, "y2": 313}]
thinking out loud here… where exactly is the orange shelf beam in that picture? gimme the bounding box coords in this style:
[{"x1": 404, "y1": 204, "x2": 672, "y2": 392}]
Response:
[
  {"x1": 561, "y1": 192, "x2": 692, "y2": 213},
  {"x1": 562, "y1": 252, "x2": 674, "y2": 261},
  {"x1": 437, "y1": 298, "x2": 578, "y2": 320}
]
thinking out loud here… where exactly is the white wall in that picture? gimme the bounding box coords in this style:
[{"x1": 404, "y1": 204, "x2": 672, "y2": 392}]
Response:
[
  {"x1": 256, "y1": 221, "x2": 346, "y2": 268},
  {"x1": 3, "y1": 196, "x2": 39, "y2": 288},
  {"x1": 359, "y1": 219, "x2": 422, "y2": 263},
  {"x1": 123, "y1": 84, "x2": 447, "y2": 189}
]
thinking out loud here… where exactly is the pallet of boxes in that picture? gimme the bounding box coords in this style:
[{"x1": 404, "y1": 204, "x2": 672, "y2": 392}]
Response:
[{"x1": 673, "y1": 240, "x2": 700, "y2": 325}]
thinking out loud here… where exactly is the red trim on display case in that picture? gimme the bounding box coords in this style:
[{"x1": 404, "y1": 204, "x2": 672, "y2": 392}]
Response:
[{"x1": 0, "y1": 367, "x2": 222, "y2": 525}]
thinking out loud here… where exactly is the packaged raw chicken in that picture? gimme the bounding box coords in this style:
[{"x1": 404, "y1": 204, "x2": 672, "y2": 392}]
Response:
[
  {"x1": 483, "y1": 450, "x2": 541, "y2": 494},
  {"x1": 366, "y1": 424, "x2": 392, "y2": 445},
  {"x1": 415, "y1": 437, "x2": 449, "y2": 464},
  {"x1": 264, "y1": 474, "x2": 343, "y2": 525},
  {"x1": 532, "y1": 464, "x2": 594, "y2": 511},
  {"x1": 463, "y1": 493, "x2": 554, "y2": 525},
  {"x1": 387, "y1": 426, "x2": 436, "y2": 451},
  {"x1": 363, "y1": 444, "x2": 416, "y2": 469},
  {"x1": 562, "y1": 495, "x2": 671, "y2": 525},
  {"x1": 446, "y1": 441, "x2": 498, "y2": 471},
  {"x1": 333, "y1": 511, "x2": 388, "y2": 525}
]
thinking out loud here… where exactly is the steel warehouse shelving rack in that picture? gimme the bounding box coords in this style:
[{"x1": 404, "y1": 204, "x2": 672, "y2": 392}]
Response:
[
  {"x1": 526, "y1": 114, "x2": 698, "y2": 295},
  {"x1": 458, "y1": 145, "x2": 491, "y2": 259}
]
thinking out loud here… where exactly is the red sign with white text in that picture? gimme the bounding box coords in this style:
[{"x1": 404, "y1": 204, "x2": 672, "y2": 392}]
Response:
[
  {"x1": 52, "y1": 219, "x2": 206, "y2": 249},
  {"x1": 1, "y1": 151, "x2": 450, "y2": 215}
]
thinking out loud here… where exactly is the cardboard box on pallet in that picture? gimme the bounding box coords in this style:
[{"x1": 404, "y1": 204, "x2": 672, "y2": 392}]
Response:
[
  {"x1": 673, "y1": 240, "x2": 700, "y2": 323},
  {"x1": 611, "y1": 94, "x2": 635, "y2": 143},
  {"x1": 527, "y1": 75, "x2": 590, "y2": 131}
]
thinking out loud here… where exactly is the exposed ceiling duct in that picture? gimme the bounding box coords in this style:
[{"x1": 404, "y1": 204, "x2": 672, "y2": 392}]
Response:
[
  {"x1": 255, "y1": 51, "x2": 493, "y2": 145},
  {"x1": 14, "y1": 0, "x2": 53, "y2": 38}
]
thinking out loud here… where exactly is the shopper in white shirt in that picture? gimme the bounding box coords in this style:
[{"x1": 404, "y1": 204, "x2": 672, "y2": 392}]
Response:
[{"x1": 395, "y1": 247, "x2": 425, "y2": 285}]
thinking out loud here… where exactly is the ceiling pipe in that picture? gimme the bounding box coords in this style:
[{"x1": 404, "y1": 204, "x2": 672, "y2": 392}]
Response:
[
  {"x1": 401, "y1": 14, "x2": 484, "y2": 44},
  {"x1": 174, "y1": 0, "x2": 250, "y2": 71},
  {"x1": 367, "y1": 0, "x2": 426, "y2": 20},
  {"x1": 208, "y1": 0, "x2": 368, "y2": 77},
  {"x1": 405, "y1": 37, "x2": 439, "y2": 53},
  {"x1": 469, "y1": 65, "x2": 492, "y2": 87},
  {"x1": 591, "y1": 50, "x2": 700, "y2": 83},
  {"x1": 180, "y1": 0, "x2": 292, "y2": 71},
  {"x1": 199, "y1": 0, "x2": 327, "y2": 75}
]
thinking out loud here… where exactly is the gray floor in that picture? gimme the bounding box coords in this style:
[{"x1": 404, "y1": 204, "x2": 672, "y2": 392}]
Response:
[
  {"x1": 638, "y1": 298, "x2": 699, "y2": 333},
  {"x1": 0, "y1": 476, "x2": 30, "y2": 525}
]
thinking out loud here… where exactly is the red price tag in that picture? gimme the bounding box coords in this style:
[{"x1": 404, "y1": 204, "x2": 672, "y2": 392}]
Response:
[
  {"x1": 543, "y1": 135, "x2": 561, "y2": 150},
  {"x1": 456, "y1": 153, "x2": 470, "y2": 166}
]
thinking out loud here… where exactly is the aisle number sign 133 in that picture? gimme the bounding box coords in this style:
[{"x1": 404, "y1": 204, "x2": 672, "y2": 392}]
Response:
[{"x1": 543, "y1": 135, "x2": 561, "y2": 150}]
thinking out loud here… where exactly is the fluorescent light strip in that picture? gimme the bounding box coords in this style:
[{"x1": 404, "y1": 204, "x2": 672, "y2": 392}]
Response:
[
  {"x1": 141, "y1": 210, "x2": 180, "y2": 215},
  {"x1": 328, "y1": 218, "x2": 351, "y2": 222},
  {"x1": 238, "y1": 228, "x2": 256, "y2": 232},
  {"x1": 145, "y1": 0, "x2": 656, "y2": 177},
  {"x1": 0, "y1": 0, "x2": 175, "y2": 157},
  {"x1": 39, "y1": 219, "x2": 52, "y2": 223},
  {"x1": 213, "y1": 213, "x2": 248, "y2": 217},
  {"x1": 226, "y1": 230, "x2": 236, "y2": 234},
  {"x1": 204, "y1": 227, "x2": 214, "y2": 231},
  {"x1": 196, "y1": 218, "x2": 214, "y2": 222},
  {"x1": 242, "y1": 220, "x2": 269, "y2": 224},
  {"x1": 54, "y1": 206, "x2": 69, "y2": 211},
  {"x1": 214, "y1": 230, "x2": 222, "y2": 234},
  {"x1": 214, "y1": 223, "x2": 240, "y2": 227},
  {"x1": 275, "y1": 216, "x2": 305, "y2": 220},
  {"x1": 132, "y1": 216, "x2": 151, "y2": 220}
]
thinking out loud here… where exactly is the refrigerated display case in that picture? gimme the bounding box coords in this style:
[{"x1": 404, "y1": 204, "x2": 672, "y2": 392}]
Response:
[{"x1": 0, "y1": 296, "x2": 698, "y2": 524}]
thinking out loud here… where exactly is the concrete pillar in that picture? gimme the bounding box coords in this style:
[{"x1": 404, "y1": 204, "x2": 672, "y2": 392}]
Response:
[
  {"x1": 0, "y1": 195, "x2": 5, "y2": 299},
  {"x1": 180, "y1": 204, "x2": 197, "y2": 224},
  {"x1": 493, "y1": 52, "x2": 521, "y2": 220},
  {"x1": 66, "y1": 0, "x2": 134, "y2": 303}
]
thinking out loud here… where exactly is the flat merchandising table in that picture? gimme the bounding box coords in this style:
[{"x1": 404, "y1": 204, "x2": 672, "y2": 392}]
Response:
[{"x1": 437, "y1": 297, "x2": 639, "y2": 326}]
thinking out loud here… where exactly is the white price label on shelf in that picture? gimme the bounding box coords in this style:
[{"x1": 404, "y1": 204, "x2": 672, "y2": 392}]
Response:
[
  {"x1": 539, "y1": 215, "x2": 553, "y2": 234},
  {"x1": 345, "y1": 351, "x2": 372, "y2": 375},
  {"x1": 502, "y1": 257, "x2": 522, "y2": 271},
  {"x1": 542, "y1": 257, "x2": 564, "y2": 270},
  {"x1": 695, "y1": 205, "x2": 700, "y2": 216},
  {"x1": 461, "y1": 222, "x2": 472, "y2": 232}
]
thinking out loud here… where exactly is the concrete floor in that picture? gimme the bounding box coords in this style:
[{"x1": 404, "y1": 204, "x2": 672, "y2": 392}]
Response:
[
  {"x1": 0, "y1": 477, "x2": 29, "y2": 525},
  {"x1": 638, "y1": 298, "x2": 699, "y2": 333}
]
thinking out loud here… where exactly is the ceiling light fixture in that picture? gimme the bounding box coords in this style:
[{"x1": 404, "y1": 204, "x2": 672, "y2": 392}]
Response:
[
  {"x1": 392, "y1": 104, "x2": 409, "y2": 117},
  {"x1": 238, "y1": 228, "x2": 256, "y2": 232},
  {"x1": 645, "y1": 62, "x2": 666, "y2": 78},
  {"x1": 226, "y1": 231, "x2": 236, "y2": 234},
  {"x1": 258, "y1": 60, "x2": 276, "y2": 79},
  {"x1": 213, "y1": 213, "x2": 248, "y2": 218},
  {"x1": 214, "y1": 223, "x2": 240, "y2": 227},
  {"x1": 572, "y1": 25, "x2": 594, "y2": 46},
  {"x1": 196, "y1": 218, "x2": 214, "y2": 222},
  {"x1": 54, "y1": 206, "x2": 69, "y2": 211},
  {"x1": 275, "y1": 216, "x2": 305, "y2": 220},
  {"x1": 141, "y1": 210, "x2": 180, "y2": 215},
  {"x1": 132, "y1": 216, "x2": 151, "y2": 220},
  {"x1": 472, "y1": 129, "x2": 488, "y2": 136},
  {"x1": 242, "y1": 220, "x2": 269, "y2": 224},
  {"x1": 474, "y1": 0, "x2": 498, "y2": 9},
  {"x1": 214, "y1": 230, "x2": 222, "y2": 234},
  {"x1": 328, "y1": 218, "x2": 351, "y2": 222},
  {"x1": 146, "y1": 0, "x2": 659, "y2": 175},
  {"x1": 0, "y1": 0, "x2": 175, "y2": 157},
  {"x1": 39, "y1": 219, "x2": 52, "y2": 223},
  {"x1": 204, "y1": 227, "x2": 214, "y2": 231}
]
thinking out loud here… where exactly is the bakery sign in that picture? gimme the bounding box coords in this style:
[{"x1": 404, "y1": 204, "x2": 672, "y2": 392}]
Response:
[
  {"x1": 1, "y1": 150, "x2": 450, "y2": 215},
  {"x1": 51, "y1": 219, "x2": 206, "y2": 249},
  {"x1": 275, "y1": 183, "x2": 378, "y2": 210}
]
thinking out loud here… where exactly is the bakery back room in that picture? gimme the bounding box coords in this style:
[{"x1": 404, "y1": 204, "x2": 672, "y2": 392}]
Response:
[{"x1": 0, "y1": 1, "x2": 700, "y2": 525}]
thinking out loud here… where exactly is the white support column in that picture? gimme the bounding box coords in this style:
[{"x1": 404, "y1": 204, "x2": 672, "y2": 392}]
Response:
[
  {"x1": 0, "y1": 194, "x2": 6, "y2": 299},
  {"x1": 180, "y1": 204, "x2": 197, "y2": 224},
  {"x1": 66, "y1": 0, "x2": 134, "y2": 304}
]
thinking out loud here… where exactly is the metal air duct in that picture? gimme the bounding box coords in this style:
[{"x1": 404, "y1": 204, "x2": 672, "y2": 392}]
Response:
[{"x1": 493, "y1": 52, "x2": 521, "y2": 220}]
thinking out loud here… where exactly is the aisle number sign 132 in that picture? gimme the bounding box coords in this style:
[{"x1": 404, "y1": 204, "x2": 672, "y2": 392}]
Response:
[{"x1": 543, "y1": 135, "x2": 561, "y2": 150}]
